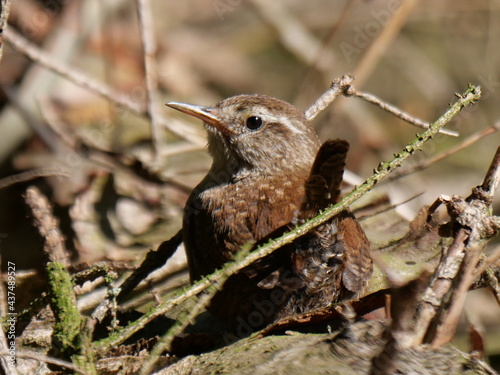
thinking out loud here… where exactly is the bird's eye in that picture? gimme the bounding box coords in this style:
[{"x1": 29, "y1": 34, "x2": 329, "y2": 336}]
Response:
[{"x1": 246, "y1": 116, "x2": 263, "y2": 130}]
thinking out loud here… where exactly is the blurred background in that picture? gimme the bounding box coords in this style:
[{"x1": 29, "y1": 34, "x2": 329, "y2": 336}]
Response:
[{"x1": 0, "y1": 0, "x2": 499, "y2": 366}]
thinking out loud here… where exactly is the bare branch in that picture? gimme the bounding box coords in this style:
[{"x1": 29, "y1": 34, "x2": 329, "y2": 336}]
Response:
[
  {"x1": 305, "y1": 74, "x2": 354, "y2": 120},
  {"x1": 0, "y1": 0, "x2": 12, "y2": 65},
  {"x1": 305, "y1": 75, "x2": 459, "y2": 138},
  {"x1": 479, "y1": 146, "x2": 500, "y2": 202},
  {"x1": 4, "y1": 28, "x2": 145, "y2": 114},
  {"x1": 0, "y1": 350, "x2": 88, "y2": 374},
  {"x1": 3, "y1": 28, "x2": 206, "y2": 147},
  {"x1": 431, "y1": 245, "x2": 483, "y2": 347},
  {"x1": 411, "y1": 228, "x2": 468, "y2": 344},
  {"x1": 346, "y1": 86, "x2": 459, "y2": 137},
  {"x1": 0, "y1": 167, "x2": 71, "y2": 190},
  {"x1": 25, "y1": 186, "x2": 69, "y2": 264}
]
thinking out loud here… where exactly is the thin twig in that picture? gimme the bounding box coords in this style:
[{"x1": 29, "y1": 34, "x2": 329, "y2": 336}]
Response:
[
  {"x1": 305, "y1": 75, "x2": 458, "y2": 137},
  {"x1": 140, "y1": 292, "x2": 212, "y2": 374},
  {"x1": 4, "y1": 27, "x2": 206, "y2": 146},
  {"x1": 0, "y1": 0, "x2": 12, "y2": 65},
  {"x1": 357, "y1": 192, "x2": 424, "y2": 221},
  {"x1": 387, "y1": 123, "x2": 500, "y2": 182},
  {"x1": 0, "y1": 350, "x2": 87, "y2": 375},
  {"x1": 25, "y1": 186, "x2": 69, "y2": 264},
  {"x1": 412, "y1": 228, "x2": 468, "y2": 345},
  {"x1": 94, "y1": 85, "x2": 481, "y2": 353},
  {"x1": 346, "y1": 87, "x2": 459, "y2": 137},
  {"x1": 479, "y1": 145, "x2": 500, "y2": 202},
  {"x1": 0, "y1": 8, "x2": 84, "y2": 163},
  {"x1": 0, "y1": 167, "x2": 71, "y2": 190},
  {"x1": 136, "y1": 0, "x2": 164, "y2": 162},
  {"x1": 334, "y1": 0, "x2": 419, "y2": 148},
  {"x1": 4, "y1": 28, "x2": 145, "y2": 114},
  {"x1": 305, "y1": 74, "x2": 354, "y2": 120}
]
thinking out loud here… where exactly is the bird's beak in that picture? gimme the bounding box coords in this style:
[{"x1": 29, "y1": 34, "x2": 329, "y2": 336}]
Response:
[{"x1": 166, "y1": 102, "x2": 233, "y2": 135}]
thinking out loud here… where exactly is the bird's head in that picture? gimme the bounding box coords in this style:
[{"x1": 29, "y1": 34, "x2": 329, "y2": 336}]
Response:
[{"x1": 166, "y1": 94, "x2": 320, "y2": 179}]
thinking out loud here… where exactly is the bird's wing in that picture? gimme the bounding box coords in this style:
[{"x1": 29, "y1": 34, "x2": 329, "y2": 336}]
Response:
[
  {"x1": 300, "y1": 139, "x2": 349, "y2": 218},
  {"x1": 337, "y1": 211, "x2": 373, "y2": 293}
]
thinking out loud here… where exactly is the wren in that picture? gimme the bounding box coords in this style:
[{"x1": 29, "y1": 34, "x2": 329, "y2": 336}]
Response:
[{"x1": 166, "y1": 94, "x2": 372, "y2": 329}]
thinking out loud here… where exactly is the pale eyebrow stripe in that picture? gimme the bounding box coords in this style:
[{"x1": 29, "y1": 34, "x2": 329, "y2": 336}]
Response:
[
  {"x1": 256, "y1": 107, "x2": 304, "y2": 134},
  {"x1": 274, "y1": 115, "x2": 304, "y2": 134}
]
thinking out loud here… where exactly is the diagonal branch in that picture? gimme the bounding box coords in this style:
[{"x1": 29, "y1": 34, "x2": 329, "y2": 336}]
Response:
[
  {"x1": 4, "y1": 28, "x2": 145, "y2": 114},
  {"x1": 478, "y1": 146, "x2": 500, "y2": 203},
  {"x1": 305, "y1": 74, "x2": 354, "y2": 120},
  {"x1": 0, "y1": 167, "x2": 71, "y2": 190},
  {"x1": 346, "y1": 86, "x2": 459, "y2": 137},
  {"x1": 3, "y1": 27, "x2": 206, "y2": 146},
  {"x1": 304, "y1": 75, "x2": 459, "y2": 137}
]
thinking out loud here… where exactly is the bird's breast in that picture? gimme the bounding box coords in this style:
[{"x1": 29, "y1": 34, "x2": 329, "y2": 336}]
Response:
[{"x1": 183, "y1": 174, "x2": 307, "y2": 279}]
